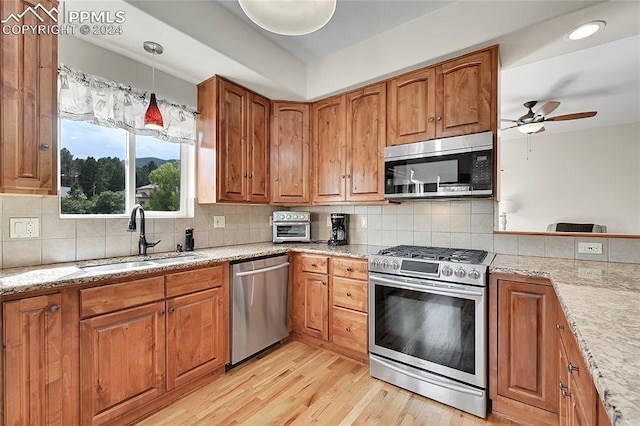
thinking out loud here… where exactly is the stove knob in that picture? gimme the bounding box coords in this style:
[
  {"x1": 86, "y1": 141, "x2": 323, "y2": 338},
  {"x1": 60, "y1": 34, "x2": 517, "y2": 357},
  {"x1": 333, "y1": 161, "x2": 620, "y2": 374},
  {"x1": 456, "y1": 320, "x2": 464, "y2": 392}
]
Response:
[
  {"x1": 468, "y1": 269, "x2": 481, "y2": 280},
  {"x1": 293, "y1": 214, "x2": 298, "y2": 219},
  {"x1": 382, "y1": 260, "x2": 389, "y2": 269},
  {"x1": 286, "y1": 214, "x2": 291, "y2": 219},
  {"x1": 371, "y1": 258, "x2": 380, "y2": 268},
  {"x1": 392, "y1": 260, "x2": 400, "y2": 270},
  {"x1": 441, "y1": 266, "x2": 453, "y2": 277},
  {"x1": 454, "y1": 268, "x2": 466, "y2": 278}
]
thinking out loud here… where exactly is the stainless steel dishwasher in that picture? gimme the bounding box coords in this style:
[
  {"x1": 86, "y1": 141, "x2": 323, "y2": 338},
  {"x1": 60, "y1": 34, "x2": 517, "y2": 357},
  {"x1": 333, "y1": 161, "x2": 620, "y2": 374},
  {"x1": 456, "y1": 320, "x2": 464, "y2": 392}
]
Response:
[{"x1": 230, "y1": 254, "x2": 289, "y2": 366}]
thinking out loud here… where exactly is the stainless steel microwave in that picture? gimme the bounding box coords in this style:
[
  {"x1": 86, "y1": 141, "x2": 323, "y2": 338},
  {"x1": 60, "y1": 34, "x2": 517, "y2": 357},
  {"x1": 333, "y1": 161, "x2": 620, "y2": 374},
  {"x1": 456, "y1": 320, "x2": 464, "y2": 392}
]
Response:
[{"x1": 384, "y1": 132, "x2": 494, "y2": 200}]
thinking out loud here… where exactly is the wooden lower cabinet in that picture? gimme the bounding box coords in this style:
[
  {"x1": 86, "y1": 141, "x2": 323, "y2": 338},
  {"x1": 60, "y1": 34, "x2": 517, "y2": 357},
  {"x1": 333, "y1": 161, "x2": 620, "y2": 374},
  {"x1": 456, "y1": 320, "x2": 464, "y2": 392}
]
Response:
[
  {"x1": 490, "y1": 274, "x2": 559, "y2": 425},
  {"x1": 166, "y1": 287, "x2": 225, "y2": 390},
  {"x1": 291, "y1": 254, "x2": 368, "y2": 362},
  {"x1": 2, "y1": 294, "x2": 63, "y2": 425},
  {"x1": 80, "y1": 301, "x2": 166, "y2": 425}
]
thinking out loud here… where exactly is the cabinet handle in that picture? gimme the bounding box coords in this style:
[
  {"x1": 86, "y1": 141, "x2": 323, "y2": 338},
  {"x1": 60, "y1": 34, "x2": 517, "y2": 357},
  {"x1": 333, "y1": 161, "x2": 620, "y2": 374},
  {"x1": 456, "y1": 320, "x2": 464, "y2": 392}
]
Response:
[
  {"x1": 159, "y1": 310, "x2": 165, "y2": 316},
  {"x1": 345, "y1": 326, "x2": 351, "y2": 332},
  {"x1": 97, "y1": 382, "x2": 104, "y2": 392},
  {"x1": 556, "y1": 323, "x2": 564, "y2": 330},
  {"x1": 275, "y1": 177, "x2": 279, "y2": 181},
  {"x1": 346, "y1": 266, "x2": 353, "y2": 272},
  {"x1": 40, "y1": 143, "x2": 50, "y2": 151},
  {"x1": 49, "y1": 304, "x2": 60, "y2": 313},
  {"x1": 169, "y1": 307, "x2": 175, "y2": 313},
  {"x1": 428, "y1": 117, "x2": 435, "y2": 122},
  {"x1": 346, "y1": 292, "x2": 352, "y2": 297},
  {"x1": 436, "y1": 116, "x2": 442, "y2": 121},
  {"x1": 248, "y1": 173, "x2": 253, "y2": 178},
  {"x1": 321, "y1": 281, "x2": 327, "y2": 286},
  {"x1": 311, "y1": 263, "x2": 317, "y2": 267},
  {"x1": 346, "y1": 174, "x2": 351, "y2": 178},
  {"x1": 341, "y1": 175, "x2": 346, "y2": 179},
  {"x1": 244, "y1": 173, "x2": 248, "y2": 177},
  {"x1": 559, "y1": 382, "x2": 571, "y2": 398},
  {"x1": 567, "y1": 362, "x2": 579, "y2": 373}
]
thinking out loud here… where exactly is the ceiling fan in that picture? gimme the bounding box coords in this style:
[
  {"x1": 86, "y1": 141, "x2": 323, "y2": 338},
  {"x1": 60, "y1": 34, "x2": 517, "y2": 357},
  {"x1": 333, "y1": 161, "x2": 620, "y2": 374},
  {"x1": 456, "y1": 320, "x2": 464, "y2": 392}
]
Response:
[{"x1": 501, "y1": 100, "x2": 597, "y2": 134}]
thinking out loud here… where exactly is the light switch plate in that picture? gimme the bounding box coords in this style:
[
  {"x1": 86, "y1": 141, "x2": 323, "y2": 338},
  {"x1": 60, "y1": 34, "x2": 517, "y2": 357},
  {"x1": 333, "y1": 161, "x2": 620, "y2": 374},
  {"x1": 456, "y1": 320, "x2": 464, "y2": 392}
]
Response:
[
  {"x1": 9, "y1": 217, "x2": 40, "y2": 238},
  {"x1": 213, "y1": 216, "x2": 226, "y2": 228},
  {"x1": 360, "y1": 216, "x2": 368, "y2": 229}
]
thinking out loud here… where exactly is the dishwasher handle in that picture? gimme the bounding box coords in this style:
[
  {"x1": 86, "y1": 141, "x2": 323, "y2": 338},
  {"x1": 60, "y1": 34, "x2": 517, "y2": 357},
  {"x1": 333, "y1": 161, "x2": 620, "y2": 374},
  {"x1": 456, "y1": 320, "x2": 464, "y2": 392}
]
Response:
[{"x1": 234, "y1": 262, "x2": 290, "y2": 277}]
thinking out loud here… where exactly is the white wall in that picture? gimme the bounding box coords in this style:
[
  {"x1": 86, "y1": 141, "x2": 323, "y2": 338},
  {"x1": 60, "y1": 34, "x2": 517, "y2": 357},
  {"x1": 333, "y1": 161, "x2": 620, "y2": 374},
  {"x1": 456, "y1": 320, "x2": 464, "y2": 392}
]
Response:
[
  {"x1": 59, "y1": 36, "x2": 197, "y2": 106},
  {"x1": 499, "y1": 122, "x2": 640, "y2": 234}
]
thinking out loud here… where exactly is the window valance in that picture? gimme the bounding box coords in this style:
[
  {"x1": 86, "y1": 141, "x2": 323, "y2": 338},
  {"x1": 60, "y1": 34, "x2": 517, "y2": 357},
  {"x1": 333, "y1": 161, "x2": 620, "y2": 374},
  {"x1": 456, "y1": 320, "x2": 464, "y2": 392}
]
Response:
[{"x1": 58, "y1": 65, "x2": 196, "y2": 145}]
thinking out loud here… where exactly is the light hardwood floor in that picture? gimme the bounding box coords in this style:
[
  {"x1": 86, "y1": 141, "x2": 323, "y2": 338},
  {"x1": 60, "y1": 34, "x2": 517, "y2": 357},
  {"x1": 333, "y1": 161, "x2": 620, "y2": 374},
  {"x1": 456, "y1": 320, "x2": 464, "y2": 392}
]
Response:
[{"x1": 137, "y1": 341, "x2": 520, "y2": 425}]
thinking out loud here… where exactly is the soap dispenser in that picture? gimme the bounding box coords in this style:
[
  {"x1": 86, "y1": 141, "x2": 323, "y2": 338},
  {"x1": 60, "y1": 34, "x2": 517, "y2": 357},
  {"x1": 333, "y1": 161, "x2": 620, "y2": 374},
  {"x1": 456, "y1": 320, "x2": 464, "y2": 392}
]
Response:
[{"x1": 185, "y1": 228, "x2": 194, "y2": 251}]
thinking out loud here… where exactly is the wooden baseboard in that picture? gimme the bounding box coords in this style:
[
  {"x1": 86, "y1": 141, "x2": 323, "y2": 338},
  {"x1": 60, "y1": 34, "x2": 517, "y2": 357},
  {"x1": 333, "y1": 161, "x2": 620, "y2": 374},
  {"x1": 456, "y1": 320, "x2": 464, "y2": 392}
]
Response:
[
  {"x1": 491, "y1": 397, "x2": 559, "y2": 426},
  {"x1": 290, "y1": 332, "x2": 369, "y2": 364}
]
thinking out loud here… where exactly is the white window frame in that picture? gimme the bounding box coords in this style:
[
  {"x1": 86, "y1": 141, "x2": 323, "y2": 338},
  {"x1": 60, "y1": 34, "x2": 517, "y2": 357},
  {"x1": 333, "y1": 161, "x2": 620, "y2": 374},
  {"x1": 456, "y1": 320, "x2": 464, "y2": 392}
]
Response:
[{"x1": 58, "y1": 119, "x2": 195, "y2": 219}]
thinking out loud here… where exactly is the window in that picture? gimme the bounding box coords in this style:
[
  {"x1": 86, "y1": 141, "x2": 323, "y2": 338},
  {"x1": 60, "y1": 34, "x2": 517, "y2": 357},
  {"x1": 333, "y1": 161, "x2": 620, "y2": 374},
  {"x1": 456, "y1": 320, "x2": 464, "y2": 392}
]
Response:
[{"x1": 59, "y1": 119, "x2": 193, "y2": 217}]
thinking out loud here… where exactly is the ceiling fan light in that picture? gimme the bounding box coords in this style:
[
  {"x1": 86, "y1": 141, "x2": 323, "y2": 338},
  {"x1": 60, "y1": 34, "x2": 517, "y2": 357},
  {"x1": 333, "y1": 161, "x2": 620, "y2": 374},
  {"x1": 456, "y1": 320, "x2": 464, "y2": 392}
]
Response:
[
  {"x1": 239, "y1": 0, "x2": 337, "y2": 36},
  {"x1": 566, "y1": 21, "x2": 605, "y2": 41},
  {"x1": 517, "y1": 122, "x2": 544, "y2": 134}
]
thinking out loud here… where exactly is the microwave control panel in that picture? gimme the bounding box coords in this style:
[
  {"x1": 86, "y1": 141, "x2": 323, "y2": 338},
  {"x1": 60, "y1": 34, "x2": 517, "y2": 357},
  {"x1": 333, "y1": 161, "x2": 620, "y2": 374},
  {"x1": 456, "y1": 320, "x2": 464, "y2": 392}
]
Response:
[{"x1": 471, "y1": 151, "x2": 493, "y2": 190}]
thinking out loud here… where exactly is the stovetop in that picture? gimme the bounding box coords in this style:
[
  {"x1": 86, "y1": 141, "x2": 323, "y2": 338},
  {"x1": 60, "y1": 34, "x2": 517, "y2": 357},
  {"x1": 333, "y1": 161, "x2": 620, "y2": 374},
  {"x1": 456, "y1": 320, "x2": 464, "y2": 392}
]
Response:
[
  {"x1": 377, "y1": 245, "x2": 488, "y2": 264},
  {"x1": 369, "y1": 245, "x2": 494, "y2": 286}
]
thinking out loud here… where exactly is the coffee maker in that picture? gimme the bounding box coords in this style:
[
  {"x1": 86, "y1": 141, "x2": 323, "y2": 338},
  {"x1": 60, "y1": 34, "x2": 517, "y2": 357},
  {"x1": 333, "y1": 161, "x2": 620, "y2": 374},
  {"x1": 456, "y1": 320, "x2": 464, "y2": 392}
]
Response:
[{"x1": 328, "y1": 213, "x2": 348, "y2": 246}]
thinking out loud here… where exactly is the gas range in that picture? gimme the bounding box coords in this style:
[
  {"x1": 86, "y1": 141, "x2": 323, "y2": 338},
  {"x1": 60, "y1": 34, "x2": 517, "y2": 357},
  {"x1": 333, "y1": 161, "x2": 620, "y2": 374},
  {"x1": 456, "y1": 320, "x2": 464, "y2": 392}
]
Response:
[{"x1": 368, "y1": 245, "x2": 494, "y2": 286}]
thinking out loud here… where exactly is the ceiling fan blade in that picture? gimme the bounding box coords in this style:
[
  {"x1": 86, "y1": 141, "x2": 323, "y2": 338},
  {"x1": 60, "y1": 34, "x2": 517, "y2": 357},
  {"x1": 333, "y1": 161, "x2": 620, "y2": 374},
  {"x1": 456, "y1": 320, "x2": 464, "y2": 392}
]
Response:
[
  {"x1": 500, "y1": 118, "x2": 518, "y2": 122},
  {"x1": 535, "y1": 101, "x2": 560, "y2": 117},
  {"x1": 500, "y1": 124, "x2": 519, "y2": 130},
  {"x1": 545, "y1": 111, "x2": 597, "y2": 121}
]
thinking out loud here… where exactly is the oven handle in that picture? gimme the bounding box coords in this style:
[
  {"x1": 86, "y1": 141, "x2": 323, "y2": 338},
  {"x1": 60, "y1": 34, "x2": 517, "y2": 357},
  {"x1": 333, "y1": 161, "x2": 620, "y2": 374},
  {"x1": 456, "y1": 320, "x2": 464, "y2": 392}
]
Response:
[
  {"x1": 370, "y1": 275, "x2": 483, "y2": 298},
  {"x1": 372, "y1": 355, "x2": 484, "y2": 398}
]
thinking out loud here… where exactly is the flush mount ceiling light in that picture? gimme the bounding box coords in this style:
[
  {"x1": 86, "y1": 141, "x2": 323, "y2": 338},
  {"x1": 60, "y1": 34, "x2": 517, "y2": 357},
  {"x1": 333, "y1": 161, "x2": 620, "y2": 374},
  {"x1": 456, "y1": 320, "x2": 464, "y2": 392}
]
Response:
[
  {"x1": 565, "y1": 20, "x2": 606, "y2": 41},
  {"x1": 143, "y1": 41, "x2": 164, "y2": 130},
  {"x1": 239, "y1": 0, "x2": 337, "y2": 36},
  {"x1": 517, "y1": 122, "x2": 545, "y2": 134}
]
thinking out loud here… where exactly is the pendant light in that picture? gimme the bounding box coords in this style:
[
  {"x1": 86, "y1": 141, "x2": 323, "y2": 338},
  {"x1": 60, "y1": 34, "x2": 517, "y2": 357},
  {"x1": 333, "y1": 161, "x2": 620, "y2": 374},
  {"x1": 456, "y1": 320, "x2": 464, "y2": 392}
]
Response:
[{"x1": 143, "y1": 41, "x2": 164, "y2": 130}]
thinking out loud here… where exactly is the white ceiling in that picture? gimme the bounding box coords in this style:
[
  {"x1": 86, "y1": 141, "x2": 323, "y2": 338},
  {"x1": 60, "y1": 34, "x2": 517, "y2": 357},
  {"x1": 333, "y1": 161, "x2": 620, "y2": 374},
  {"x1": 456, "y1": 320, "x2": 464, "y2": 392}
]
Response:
[{"x1": 66, "y1": 0, "x2": 640, "y2": 136}]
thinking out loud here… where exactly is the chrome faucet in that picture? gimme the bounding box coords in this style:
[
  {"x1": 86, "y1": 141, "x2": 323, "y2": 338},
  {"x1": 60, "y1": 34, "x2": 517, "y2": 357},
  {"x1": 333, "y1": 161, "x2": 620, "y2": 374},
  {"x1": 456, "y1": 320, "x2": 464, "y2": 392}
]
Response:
[{"x1": 127, "y1": 204, "x2": 161, "y2": 255}]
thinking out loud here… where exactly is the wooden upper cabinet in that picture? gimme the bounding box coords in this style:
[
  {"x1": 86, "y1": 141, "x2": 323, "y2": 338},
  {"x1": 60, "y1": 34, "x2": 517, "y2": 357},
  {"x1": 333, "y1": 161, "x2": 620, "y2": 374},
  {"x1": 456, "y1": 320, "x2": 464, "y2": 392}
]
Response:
[
  {"x1": 3, "y1": 294, "x2": 63, "y2": 426},
  {"x1": 271, "y1": 102, "x2": 311, "y2": 204},
  {"x1": 196, "y1": 76, "x2": 270, "y2": 203},
  {"x1": 387, "y1": 67, "x2": 437, "y2": 145},
  {"x1": 436, "y1": 48, "x2": 495, "y2": 138},
  {"x1": 246, "y1": 93, "x2": 270, "y2": 203},
  {"x1": 346, "y1": 82, "x2": 386, "y2": 202},
  {"x1": 0, "y1": 0, "x2": 58, "y2": 195},
  {"x1": 312, "y1": 95, "x2": 347, "y2": 203}
]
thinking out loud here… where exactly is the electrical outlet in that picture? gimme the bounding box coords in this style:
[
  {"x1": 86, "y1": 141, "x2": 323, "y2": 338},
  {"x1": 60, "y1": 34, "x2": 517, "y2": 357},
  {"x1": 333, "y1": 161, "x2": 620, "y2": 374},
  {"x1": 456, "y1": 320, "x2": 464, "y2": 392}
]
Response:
[
  {"x1": 360, "y1": 216, "x2": 368, "y2": 229},
  {"x1": 213, "y1": 216, "x2": 226, "y2": 228},
  {"x1": 578, "y1": 242, "x2": 603, "y2": 254},
  {"x1": 9, "y1": 217, "x2": 40, "y2": 238},
  {"x1": 326, "y1": 216, "x2": 332, "y2": 227}
]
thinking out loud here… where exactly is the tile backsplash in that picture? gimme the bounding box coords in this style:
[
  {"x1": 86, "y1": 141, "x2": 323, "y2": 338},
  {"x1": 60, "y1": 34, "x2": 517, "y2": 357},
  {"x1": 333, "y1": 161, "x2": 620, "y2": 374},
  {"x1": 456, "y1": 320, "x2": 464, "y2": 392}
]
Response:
[{"x1": 2, "y1": 195, "x2": 640, "y2": 269}]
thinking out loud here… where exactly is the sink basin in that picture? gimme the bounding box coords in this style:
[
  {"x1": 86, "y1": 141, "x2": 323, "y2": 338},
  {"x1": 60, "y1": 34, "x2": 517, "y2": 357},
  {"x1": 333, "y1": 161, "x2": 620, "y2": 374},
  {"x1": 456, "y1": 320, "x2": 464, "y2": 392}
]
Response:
[{"x1": 78, "y1": 255, "x2": 203, "y2": 275}]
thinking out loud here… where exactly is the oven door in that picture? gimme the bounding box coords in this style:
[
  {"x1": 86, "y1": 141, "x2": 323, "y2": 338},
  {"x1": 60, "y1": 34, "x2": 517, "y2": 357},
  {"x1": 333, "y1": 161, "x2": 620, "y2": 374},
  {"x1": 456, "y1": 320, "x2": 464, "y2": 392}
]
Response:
[
  {"x1": 272, "y1": 222, "x2": 310, "y2": 243},
  {"x1": 368, "y1": 272, "x2": 486, "y2": 388}
]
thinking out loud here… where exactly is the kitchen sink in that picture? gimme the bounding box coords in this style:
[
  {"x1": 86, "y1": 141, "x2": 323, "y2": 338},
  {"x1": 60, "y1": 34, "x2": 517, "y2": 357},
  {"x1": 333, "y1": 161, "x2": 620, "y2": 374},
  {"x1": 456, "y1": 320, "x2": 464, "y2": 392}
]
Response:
[{"x1": 78, "y1": 255, "x2": 204, "y2": 275}]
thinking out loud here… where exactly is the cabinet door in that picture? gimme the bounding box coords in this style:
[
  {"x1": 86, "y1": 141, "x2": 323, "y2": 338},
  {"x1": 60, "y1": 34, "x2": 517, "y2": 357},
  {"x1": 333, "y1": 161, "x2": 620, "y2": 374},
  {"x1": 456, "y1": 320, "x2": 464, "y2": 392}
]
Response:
[
  {"x1": 436, "y1": 48, "x2": 494, "y2": 138},
  {"x1": 497, "y1": 280, "x2": 558, "y2": 413},
  {"x1": 167, "y1": 288, "x2": 225, "y2": 390},
  {"x1": 3, "y1": 294, "x2": 62, "y2": 425},
  {"x1": 0, "y1": 0, "x2": 57, "y2": 195},
  {"x1": 246, "y1": 93, "x2": 270, "y2": 203},
  {"x1": 271, "y1": 102, "x2": 311, "y2": 204},
  {"x1": 313, "y1": 95, "x2": 346, "y2": 203},
  {"x1": 346, "y1": 83, "x2": 386, "y2": 202},
  {"x1": 292, "y1": 271, "x2": 329, "y2": 341},
  {"x1": 218, "y1": 79, "x2": 247, "y2": 202},
  {"x1": 387, "y1": 67, "x2": 437, "y2": 145},
  {"x1": 80, "y1": 302, "x2": 166, "y2": 425}
]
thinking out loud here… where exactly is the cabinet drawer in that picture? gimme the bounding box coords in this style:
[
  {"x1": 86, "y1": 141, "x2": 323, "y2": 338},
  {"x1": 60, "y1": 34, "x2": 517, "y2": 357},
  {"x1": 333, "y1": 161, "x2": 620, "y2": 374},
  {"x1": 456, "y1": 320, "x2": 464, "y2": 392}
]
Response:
[
  {"x1": 566, "y1": 334, "x2": 596, "y2": 424},
  {"x1": 80, "y1": 276, "x2": 165, "y2": 318},
  {"x1": 332, "y1": 257, "x2": 368, "y2": 281},
  {"x1": 332, "y1": 277, "x2": 367, "y2": 312},
  {"x1": 331, "y1": 307, "x2": 367, "y2": 354},
  {"x1": 166, "y1": 265, "x2": 225, "y2": 297},
  {"x1": 300, "y1": 254, "x2": 329, "y2": 274}
]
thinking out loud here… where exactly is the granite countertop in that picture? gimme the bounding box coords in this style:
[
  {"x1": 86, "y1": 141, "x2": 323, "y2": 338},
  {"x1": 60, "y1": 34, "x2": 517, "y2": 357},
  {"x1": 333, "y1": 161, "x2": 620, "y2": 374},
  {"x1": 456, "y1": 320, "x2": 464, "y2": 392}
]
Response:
[
  {"x1": 0, "y1": 242, "x2": 381, "y2": 297},
  {"x1": 491, "y1": 255, "x2": 640, "y2": 426}
]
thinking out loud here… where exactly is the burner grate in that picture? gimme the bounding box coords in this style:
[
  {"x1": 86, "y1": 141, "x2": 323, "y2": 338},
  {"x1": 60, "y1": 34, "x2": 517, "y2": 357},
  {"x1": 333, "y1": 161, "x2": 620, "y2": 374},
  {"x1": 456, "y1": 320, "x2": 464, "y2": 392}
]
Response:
[{"x1": 377, "y1": 245, "x2": 487, "y2": 264}]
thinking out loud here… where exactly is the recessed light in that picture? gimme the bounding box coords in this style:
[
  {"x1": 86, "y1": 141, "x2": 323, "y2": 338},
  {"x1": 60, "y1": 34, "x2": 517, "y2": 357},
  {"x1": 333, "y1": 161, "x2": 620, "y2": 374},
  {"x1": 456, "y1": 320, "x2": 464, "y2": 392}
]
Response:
[{"x1": 565, "y1": 21, "x2": 606, "y2": 41}]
